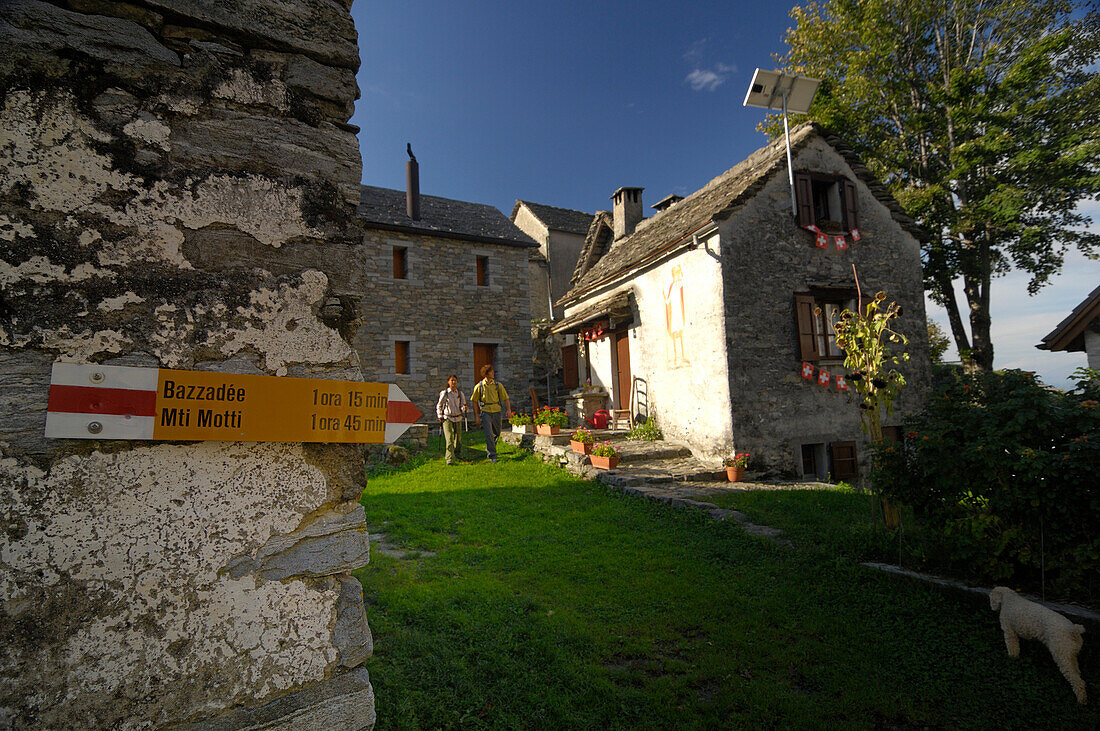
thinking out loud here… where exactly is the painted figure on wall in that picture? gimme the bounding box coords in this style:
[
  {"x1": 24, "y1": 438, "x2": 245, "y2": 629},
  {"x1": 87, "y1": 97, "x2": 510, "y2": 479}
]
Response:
[{"x1": 664, "y1": 264, "x2": 689, "y2": 366}]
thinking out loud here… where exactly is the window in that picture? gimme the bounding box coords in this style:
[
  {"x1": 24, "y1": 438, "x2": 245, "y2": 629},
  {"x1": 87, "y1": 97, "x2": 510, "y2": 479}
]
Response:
[
  {"x1": 393, "y1": 247, "x2": 408, "y2": 279},
  {"x1": 395, "y1": 341, "x2": 409, "y2": 374},
  {"x1": 795, "y1": 290, "x2": 857, "y2": 361},
  {"x1": 795, "y1": 172, "x2": 858, "y2": 232},
  {"x1": 829, "y1": 441, "x2": 859, "y2": 481},
  {"x1": 476, "y1": 256, "x2": 489, "y2": 286}
]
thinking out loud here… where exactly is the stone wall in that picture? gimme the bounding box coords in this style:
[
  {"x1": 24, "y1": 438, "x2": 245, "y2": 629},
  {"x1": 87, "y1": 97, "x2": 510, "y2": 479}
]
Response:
[
  {"x1": 0, "y1": 1, "x2": 375, "y2": 728},
  {"x1": 722, "y1": 136, "x2": 931, "y2": 475},
  {"x1": 356, "y1": 228, "x2": 534, "y2": 415}
]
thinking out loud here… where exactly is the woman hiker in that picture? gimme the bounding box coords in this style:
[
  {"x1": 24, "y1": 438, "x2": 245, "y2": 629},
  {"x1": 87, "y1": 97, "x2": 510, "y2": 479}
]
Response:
[
  {"x1": 470, "y1": 364, "x2": 510, "y2": 463},
  {"x1": 436, "y1": 374, "x2": 468, "y2": 465}
]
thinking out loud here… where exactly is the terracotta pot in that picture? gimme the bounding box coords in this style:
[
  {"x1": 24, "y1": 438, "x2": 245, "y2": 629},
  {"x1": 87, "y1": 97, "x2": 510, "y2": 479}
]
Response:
[
  {"x1": 570, "y1": 440, "x2": 593, "y2": 455},
  {"x1": 536, "y1": 424, "x2": 561, "y2": 435},
  {"x1": 589, "y1": 454, "x2": 619, "y2": 470},
  {"x1": 726, "y1": 465, "x2": 745, "y2": 482}
]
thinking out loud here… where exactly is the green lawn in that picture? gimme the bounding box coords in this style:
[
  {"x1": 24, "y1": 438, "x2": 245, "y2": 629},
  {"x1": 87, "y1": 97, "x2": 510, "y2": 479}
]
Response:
[{"x1": 356, "y1": 436, "x2": 1097, "y2": 729}]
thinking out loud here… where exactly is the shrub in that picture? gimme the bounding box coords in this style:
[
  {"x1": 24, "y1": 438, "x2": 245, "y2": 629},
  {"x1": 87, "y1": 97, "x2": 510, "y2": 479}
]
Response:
[
  {"x1": 509, "y1": 413, "x2": 532, "y2": 426},
  {"x1": 873, "y1": 369, "x2": 1100, "y2": 601},
  {"x1": 626, "y1": 417, "x2": 662, "y2": 441},
  {"x1": 533, "y1": 406, "x2": 568, "y2": 428}
]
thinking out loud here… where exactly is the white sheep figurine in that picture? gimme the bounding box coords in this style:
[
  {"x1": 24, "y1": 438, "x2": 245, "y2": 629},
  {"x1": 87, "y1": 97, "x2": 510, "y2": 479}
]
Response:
[{"x1": 989, "y1": 586, "x2": 1087, "y2": 704}]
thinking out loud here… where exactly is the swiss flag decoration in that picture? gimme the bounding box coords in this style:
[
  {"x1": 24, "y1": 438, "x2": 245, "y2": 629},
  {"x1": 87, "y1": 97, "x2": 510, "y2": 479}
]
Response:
[
  {"x1": 804, "y1": 225, "x2": 862, "y2": 250},
  {"x1": 800, "y1": 364, "x2": 852, "y2": 394}
]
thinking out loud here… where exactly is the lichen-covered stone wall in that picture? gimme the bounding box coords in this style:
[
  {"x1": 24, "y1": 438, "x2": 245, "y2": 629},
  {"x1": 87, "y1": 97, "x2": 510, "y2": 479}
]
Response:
[{"x1": 0, "y1": 1, "x2": 375, "y2": 728}]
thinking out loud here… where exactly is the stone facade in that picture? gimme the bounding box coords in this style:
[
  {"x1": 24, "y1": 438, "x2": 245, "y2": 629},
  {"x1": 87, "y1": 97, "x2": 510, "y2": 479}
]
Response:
[
  {"x1": 1, "y1": 1, "x2": 375, "y2": 728},
  {"x1": 558, "y1": 127, "x2": 931, "y2": 477},
  {"x1": 355, "y1": 227, "x2": 535, "y2": 415}
]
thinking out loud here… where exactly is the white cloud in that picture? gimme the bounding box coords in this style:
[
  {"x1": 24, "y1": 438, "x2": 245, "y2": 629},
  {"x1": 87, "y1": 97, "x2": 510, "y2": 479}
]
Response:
[{"x1": 685, "y1": 63, "x2": 737, "y2": 92}]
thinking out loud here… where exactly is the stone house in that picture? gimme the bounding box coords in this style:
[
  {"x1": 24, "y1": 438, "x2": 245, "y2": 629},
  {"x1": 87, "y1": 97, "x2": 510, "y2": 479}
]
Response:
[
  {"x1": 355, "y1": 176, "x2": 538, "y2": 418},
  {"x1": 1038, "y1": 283, "x2": 1100, "y2": 370},
  {"x1": 510, "y1": 200, "x2": 594, "y2": 403},
  {"x1": 553, "y1": 123, "x2": 932, "y2": 479}
]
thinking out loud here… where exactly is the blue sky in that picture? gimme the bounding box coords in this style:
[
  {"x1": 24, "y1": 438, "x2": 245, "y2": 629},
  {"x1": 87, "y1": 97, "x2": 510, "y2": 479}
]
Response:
[{"x1": 350, "y1": 0, "x2": 1099, "y2": 389}]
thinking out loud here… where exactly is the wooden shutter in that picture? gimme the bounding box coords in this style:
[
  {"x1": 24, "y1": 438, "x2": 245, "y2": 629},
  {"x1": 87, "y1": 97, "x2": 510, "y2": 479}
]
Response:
[
  {"x1": 393, "y1": 247, "x2": 407, "y2": 279},
  {"x1": 395, "y1": 341, "x2": 409, "y2": 374},
  {"x1": 794, "y1": 172, "x2": 815, "y2": 228},
  {"x1": 794, "y1": 294, "x2": 819, "y2": 361},
  {"x1": 561, "y1": 343, "x2": 578, "y2": 389},
  {"x1": 843, "y1": 179, "x2": 859, "y2": 230},
  {"x1": 473, "y1": 343, "x2": 495, "y2": 383},
  {"x1": 829, "y1": 441, "x2": 859, "y2": 481}
]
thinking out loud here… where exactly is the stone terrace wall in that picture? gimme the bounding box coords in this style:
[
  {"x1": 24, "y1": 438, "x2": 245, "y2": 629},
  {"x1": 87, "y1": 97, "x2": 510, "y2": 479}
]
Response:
[{"x1": 0, "y1": 1, "x2": 376, "y2": 728}]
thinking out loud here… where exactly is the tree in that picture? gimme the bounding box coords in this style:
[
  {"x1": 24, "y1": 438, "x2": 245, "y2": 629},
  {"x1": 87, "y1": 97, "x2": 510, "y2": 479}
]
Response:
[
  {"x1": 772, "y1": 0, "x2": 1100, "y2": 371},
  {"x1": 926, "y1": 318, "x2": 951, "y2": 363}
]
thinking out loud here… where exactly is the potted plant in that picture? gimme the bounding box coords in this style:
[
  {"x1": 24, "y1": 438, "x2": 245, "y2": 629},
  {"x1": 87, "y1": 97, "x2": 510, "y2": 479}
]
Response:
[
  {"x1": 589, "y1": 441, "x2": 621, "y2": 470},
  {"x1": 723, "y1": 452, "x2": 749, "y2": 482},
  {"x1": 570, "y1": 427, "x2": 594, "y2": 454},
  {"x1": 509, "y1": 413, "x2": 534, "y2": 434},
  {"x1": 533, "y1": 406, "x2": 567, "y2": 435}
]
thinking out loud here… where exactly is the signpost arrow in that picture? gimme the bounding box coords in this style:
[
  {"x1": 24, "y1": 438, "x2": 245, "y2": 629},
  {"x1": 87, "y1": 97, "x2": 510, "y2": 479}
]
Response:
[{"x1": 45, "y1": 363, "x2": 422, "y2": 444}]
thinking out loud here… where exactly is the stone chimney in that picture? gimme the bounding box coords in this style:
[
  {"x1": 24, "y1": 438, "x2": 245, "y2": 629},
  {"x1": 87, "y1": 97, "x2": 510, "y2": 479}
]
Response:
[
  {"x1": 611, "y1": 187, "x2": 644, "y2": 239},
  {"x1": 406, "y1": 143, "x2": 420, "y2": 220}
]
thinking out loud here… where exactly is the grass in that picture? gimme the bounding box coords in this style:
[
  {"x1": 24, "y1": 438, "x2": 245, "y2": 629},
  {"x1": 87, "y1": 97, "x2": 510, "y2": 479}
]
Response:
[{"x1": 356, "y1": 435, "x2": 1097, "y2": 729}]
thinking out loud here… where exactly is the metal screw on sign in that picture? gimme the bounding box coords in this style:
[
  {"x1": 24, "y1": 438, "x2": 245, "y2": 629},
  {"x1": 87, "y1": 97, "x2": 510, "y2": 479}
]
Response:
[
  {"x1": 87, "y1": 421, "x2": 103, "y2": 435},
  {"x1": 90, "y1": 371, "x2": 105, "y2": 384}
]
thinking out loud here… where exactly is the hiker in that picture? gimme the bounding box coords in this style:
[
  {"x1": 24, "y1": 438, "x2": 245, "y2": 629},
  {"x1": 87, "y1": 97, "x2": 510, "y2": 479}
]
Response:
[
  {"x1": 470, "y1": 364, "x2": 510, "y2": 463},
  {"x1": 436, "y1": 374, "x2": 468, "y2": 466}
]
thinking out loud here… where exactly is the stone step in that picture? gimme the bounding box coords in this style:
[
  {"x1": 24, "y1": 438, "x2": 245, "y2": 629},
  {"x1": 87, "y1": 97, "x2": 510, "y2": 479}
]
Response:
[{"x1": 599, "y1": 457, "x2": 727, "y2": 486}]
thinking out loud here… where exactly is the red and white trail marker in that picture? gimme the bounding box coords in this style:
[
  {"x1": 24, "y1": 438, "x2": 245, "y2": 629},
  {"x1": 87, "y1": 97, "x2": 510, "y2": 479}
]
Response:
[{"x1": 46, "y1": 363, "x2": 421, "y2": 444}]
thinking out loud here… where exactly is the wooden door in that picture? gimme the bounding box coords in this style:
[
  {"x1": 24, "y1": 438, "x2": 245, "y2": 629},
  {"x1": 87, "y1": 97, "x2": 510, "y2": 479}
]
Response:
[
  {"x1": 561, "y1": 343, "x2": 578, "y2": 389},
  {"x1": 614, "y1": 331, "x2": 631, "y2": 411},
  {"x1": 473, "y1": 343, "x2": 495, "y2": 386}
]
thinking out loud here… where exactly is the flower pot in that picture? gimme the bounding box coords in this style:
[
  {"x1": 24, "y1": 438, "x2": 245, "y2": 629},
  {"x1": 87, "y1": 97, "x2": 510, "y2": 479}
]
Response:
[
  {"x1": 570, "y1": 440, "x2": 593, "y2": 455},
  {"x1": 511, "y1": 424, "x2": 534, "y2": 434},
  {"x1": 536, "y1": 424, "x2": 560, "y2": 435},
  {"x1": 726, "y1": 465, "x2": 745, "y2": 482},
  {"x1": 589, "y1": 454, "x2": 619, "y2": 470}
]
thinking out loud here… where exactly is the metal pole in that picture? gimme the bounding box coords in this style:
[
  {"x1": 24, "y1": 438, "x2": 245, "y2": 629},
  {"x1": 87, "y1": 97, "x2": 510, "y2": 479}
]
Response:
[{"x1": 783, "y1": 87, "x2": 797, "y2": 218}]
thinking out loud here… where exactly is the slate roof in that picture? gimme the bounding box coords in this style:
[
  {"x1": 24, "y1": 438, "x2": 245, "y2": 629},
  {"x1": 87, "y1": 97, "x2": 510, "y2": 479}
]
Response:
[
  {"x1": 358, "y1": 186, "x2": 537, "y2": 248},
  {"x1": 560, "y1": 122, "x2": 926, "y2": 305},
  {"x1": 1037, "y1": 283, "x2": 1100, "y2": 352},
  {"x1": 511, "y1": 200, "x2": 594, "y2": 236}
]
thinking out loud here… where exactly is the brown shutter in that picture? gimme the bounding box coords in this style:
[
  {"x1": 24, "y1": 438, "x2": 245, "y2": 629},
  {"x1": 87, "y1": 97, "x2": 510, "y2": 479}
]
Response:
[
  {"x1": 395, "y1": 341, "x2": 409, "y2": 374},
  {"x1": 794, "y1": 172, "x2": 815, "y2": 228},
  {"x1": 795, "y1": 293, "x2": 819, "y2": 361},
  {"x1": 843, "y1": 179, "x2": 859, "y2": 230},
  {"x1": 476, "y1": 256, "x2": 488, "y2": 286},
  {"x1": 829, "y1": 441, "x2": 859, "y2": 481},
  {"x1": 393, "y1": 247, "x2": 407, "y2": 279}
]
